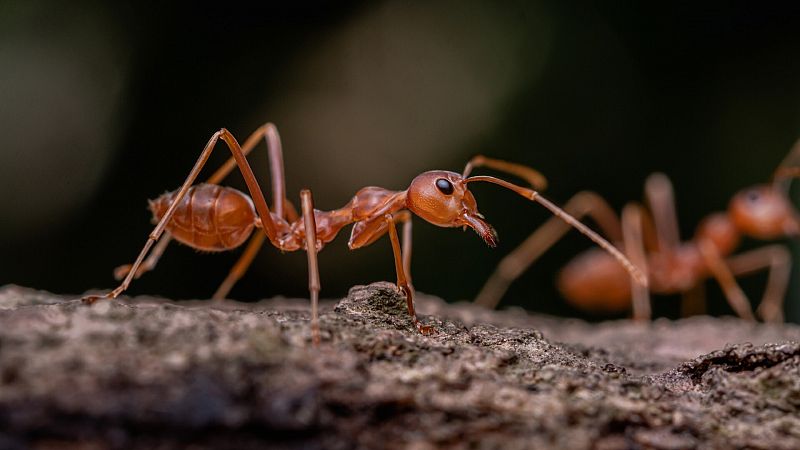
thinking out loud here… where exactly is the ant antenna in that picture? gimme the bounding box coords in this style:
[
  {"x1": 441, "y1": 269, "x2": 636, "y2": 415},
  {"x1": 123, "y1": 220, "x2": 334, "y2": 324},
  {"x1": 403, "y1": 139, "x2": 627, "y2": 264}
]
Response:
[
  {"x1": 466, "y1": 175, "x2": 648, "y2": 287},
  {"x1": 463, "y1": 155, "x2": 548, "y2": 190}
]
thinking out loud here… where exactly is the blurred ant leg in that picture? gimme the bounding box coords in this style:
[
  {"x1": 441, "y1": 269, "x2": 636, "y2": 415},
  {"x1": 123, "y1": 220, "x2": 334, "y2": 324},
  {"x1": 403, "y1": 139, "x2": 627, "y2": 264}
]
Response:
[
  {"x1": 114, "y1": 124, "x2": 288, "y2": 288},
  {"x1": 113, "y1": 233, "x2": 173, "y2": 281},
  {"x1": 212, "y1": 232, "x2": 267, "y2": 301},
  {"x1": 474, "y1": 191, "x2": 622, "y2": 309},
  {"x1": 726, "y1": 245, "x2": 790, "y2": 323},
  {"x1": 284, "y1": 199, "x2": 300, "y2": 222},
  {"x1": 386, "y1": 213, "x2": 433, "y2": 335},
  {"x1": 84, "y1": 129, "x2": 281, "y2": 303},
  {"x1": 644, "y1": 173, "x2": 681, "y2": 252},
  {"x1": 462, "y1": 155, "x2": 548, "y2": 190},
  {"x1": 621, "y1": 203, "x2": 651, "y2": 321},
  {"x1": 772, "y1": 137, "x2": 800, "y2": 187},
  {"x1": 680, "y1": 283, "x2": 706, "y2": 317},
  {"x1": 301, "y1": 189, "x2": 321, "y2": 345},
  {"x1": 697, "y1": 239, "x2": 756, "y2": 321},
  {"x1": 638, "y1": 208, "x2": 660, "y2": 253}
]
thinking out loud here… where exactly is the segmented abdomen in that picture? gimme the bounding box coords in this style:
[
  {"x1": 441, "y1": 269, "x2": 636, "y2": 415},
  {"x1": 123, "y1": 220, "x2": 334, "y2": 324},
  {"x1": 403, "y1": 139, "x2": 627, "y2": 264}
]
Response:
[{"x1": 149, "y1": 183, "x2": 257, "y2": 251}]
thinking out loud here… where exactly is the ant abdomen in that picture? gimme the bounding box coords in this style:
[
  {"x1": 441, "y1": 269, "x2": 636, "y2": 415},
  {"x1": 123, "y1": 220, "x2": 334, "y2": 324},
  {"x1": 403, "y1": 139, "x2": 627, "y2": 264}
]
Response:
[
  {"x1": 557, "y1": 248, "x2": 632, "y2": 313},
  {"x1": 149, "y1": 183, "x2": 257, "y2": 251}
]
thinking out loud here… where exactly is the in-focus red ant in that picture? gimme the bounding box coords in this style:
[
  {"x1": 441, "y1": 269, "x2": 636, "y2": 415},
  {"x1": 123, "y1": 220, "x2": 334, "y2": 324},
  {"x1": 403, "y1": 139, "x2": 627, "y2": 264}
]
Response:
[
  {"x1": 83, "y1": 123, "x2": 646, "y2": 343},
  {"x1": 475, "y1": 140, "x2": 800, "y2": 322}
]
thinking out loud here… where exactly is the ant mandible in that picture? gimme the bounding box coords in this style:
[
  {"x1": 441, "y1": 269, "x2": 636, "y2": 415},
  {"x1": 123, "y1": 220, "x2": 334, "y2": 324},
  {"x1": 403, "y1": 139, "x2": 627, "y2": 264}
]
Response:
[
  {"x1": 82, "y1": 123, "x2": 647, "y2": 343},
  {"x1": 474, "y1": 139, "x2": 800, "y2": 323}
]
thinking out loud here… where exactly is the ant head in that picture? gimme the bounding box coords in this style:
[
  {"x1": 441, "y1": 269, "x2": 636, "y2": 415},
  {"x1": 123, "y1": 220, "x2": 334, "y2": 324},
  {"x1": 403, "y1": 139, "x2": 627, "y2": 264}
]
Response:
[
  {"x1": 406, "y1": 170, "x2": 497, "y2": 247},
  {"x1": 728, "y1": 184, "x2": 799, "y2": 239}
]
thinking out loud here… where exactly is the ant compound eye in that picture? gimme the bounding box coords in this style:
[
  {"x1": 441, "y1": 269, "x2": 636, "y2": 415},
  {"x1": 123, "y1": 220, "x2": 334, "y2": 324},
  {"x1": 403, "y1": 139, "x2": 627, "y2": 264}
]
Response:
[
  {"x1": 746, "y1": 190, "x2": 761, "y2": 203},
  {"x1": 435, "y1": 178, "x2": 454, "y2": 195}
]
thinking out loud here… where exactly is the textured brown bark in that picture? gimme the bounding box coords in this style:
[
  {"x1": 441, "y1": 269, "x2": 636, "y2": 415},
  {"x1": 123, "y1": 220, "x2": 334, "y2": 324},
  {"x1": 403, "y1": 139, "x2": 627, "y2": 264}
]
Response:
[{"x1": 0, "y1": 283, "x2": 798, "y2": 449}]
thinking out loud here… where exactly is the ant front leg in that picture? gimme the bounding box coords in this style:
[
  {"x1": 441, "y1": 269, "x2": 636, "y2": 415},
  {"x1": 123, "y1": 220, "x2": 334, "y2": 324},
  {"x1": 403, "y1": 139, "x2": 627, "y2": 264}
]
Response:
[{"x1": 385, "y1": 213, "x2": 434, "y2": 335}]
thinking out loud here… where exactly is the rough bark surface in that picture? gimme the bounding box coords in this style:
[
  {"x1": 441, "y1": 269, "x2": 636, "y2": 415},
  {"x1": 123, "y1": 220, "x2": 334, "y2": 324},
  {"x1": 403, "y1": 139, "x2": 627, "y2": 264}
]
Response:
[{"x1": 0, "y1": 283, "x2": 798, "y2": 449}]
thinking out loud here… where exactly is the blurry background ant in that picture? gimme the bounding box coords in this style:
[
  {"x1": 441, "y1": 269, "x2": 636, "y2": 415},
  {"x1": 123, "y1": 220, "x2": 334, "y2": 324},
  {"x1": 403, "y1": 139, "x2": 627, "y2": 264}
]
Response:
[{"x1": 475, "y1": 141, "x2": 800, "y2": 322}]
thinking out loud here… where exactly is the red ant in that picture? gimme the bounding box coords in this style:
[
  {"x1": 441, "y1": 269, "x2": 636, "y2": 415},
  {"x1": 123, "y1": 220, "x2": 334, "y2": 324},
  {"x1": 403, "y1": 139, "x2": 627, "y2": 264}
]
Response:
[
  {"x1": 82, "y1": 124, "x2": 646, "y2": 343},
  {"x1": 474, "y1": 141, "x2": 800, "y2": 323}
]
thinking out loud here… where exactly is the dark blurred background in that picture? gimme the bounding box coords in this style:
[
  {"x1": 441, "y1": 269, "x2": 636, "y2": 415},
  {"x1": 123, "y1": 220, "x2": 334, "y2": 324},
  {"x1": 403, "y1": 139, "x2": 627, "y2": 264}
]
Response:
[{"x1": 2, "y1": 1, "x2": 800, "y2": 322}]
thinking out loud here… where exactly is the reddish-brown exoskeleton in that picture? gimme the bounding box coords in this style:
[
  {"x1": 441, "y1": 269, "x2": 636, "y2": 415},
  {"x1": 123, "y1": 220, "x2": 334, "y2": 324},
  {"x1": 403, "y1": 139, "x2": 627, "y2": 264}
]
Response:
[
  {"x1": 475, "y1": 140, "x2": 800, "y2": 322},
  {"x1": 83, "y1": 124, "x2": 646, "y2": 343}
]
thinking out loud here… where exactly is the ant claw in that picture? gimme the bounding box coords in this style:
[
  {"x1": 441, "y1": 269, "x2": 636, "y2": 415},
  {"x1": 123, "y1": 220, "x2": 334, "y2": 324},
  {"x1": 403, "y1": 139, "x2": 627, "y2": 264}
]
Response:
[
  {"x1": 81, "y1": 295, "x2": 102, "y2": 305},
  {"x1": 80, "y1": 293, "x2": 114, "y2": 305},
  {"x1": 416, "y1": 322, "x2": 437, "y2": 335}
]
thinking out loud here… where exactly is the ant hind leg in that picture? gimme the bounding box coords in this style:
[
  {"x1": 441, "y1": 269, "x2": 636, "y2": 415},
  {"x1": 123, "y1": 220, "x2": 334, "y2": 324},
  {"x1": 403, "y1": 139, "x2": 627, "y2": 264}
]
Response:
[{"x1": 83, "y1": 126, "x2": 284, "y2": 303}]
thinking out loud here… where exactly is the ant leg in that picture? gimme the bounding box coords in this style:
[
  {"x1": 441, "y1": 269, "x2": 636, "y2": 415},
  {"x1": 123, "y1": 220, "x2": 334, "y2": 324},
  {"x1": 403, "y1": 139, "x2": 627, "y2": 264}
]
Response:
[
  {"x1": 401, "y1": 214, "x2": 413, "y2": 287},
  {"x1": 83, "y1": 131, "x2": 231, "y2": 303},
  {"x1": 467, "y1": 175, "x2": 647, "y2": 306},
  {"x1": 107, "y1": 124, "x2": 289, "y2": 298},
  {"x1": 212, "y1": 233, "x2": 267, "y2": 300},
  {"x1": 773, "y1": 137, "x2": 800, "y2": 186},
  {"x1": 474, "y1": 191, "x2": 622, "y2": 309},
  {"x1": 208, "y1": 123, "x2": 292, "y2": 219},
  {"x1": 208, "y1": 124, "x2": 296, "y2": 299},
  {"x1": 621, "y1": 203, "x2": 651, "y2": 321},
  {"x1": 284, "y1": 199, "x2": 300, "y2": 222},
  {"x1": 301, "y1": 189, "x2": 321, "y2": 345},
  {"x1": 726, "y1": 245, "x2": 790, "y2": 323},
  {"x1": 681, "y1": 283, "x2": 706, "y2": 317},
  {"x1": 211, "y1": 198, "x2": 301, "y2": 301},
  {"x1": 385, "y1": 213, "x2": 433, "y2": 335},
  {"x1": 84, "y1": 128, "x2": 283, "y2": 303},
  {"x1": 113, "y1": 233, "x2": 172, "y2": 281},
  {"x1": 211, "y1": 200, "x2": 301, "y2": 301},
  {"x1": 697, "y1": 239, "x2": 756, "y2": 321},
  {"x1": 644, "y1": 173, "x2": 681, "y2": 252}
]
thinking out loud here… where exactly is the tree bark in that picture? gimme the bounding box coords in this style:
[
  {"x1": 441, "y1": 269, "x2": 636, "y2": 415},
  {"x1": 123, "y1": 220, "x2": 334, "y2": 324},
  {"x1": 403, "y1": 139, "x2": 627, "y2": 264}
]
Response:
[{"x1": 0, "y1": 283, "x2": 798, "y2": 449}]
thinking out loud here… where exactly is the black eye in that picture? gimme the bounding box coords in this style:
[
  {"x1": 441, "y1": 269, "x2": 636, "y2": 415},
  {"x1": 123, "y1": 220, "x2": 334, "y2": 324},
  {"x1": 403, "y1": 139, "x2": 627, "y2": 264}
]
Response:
[
  {"x1": 435, "y1": 178, "x2": 454, "y2": 195},
  {"x1": 746, "y1": 190, "x2": 760, "y2": 203}
]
